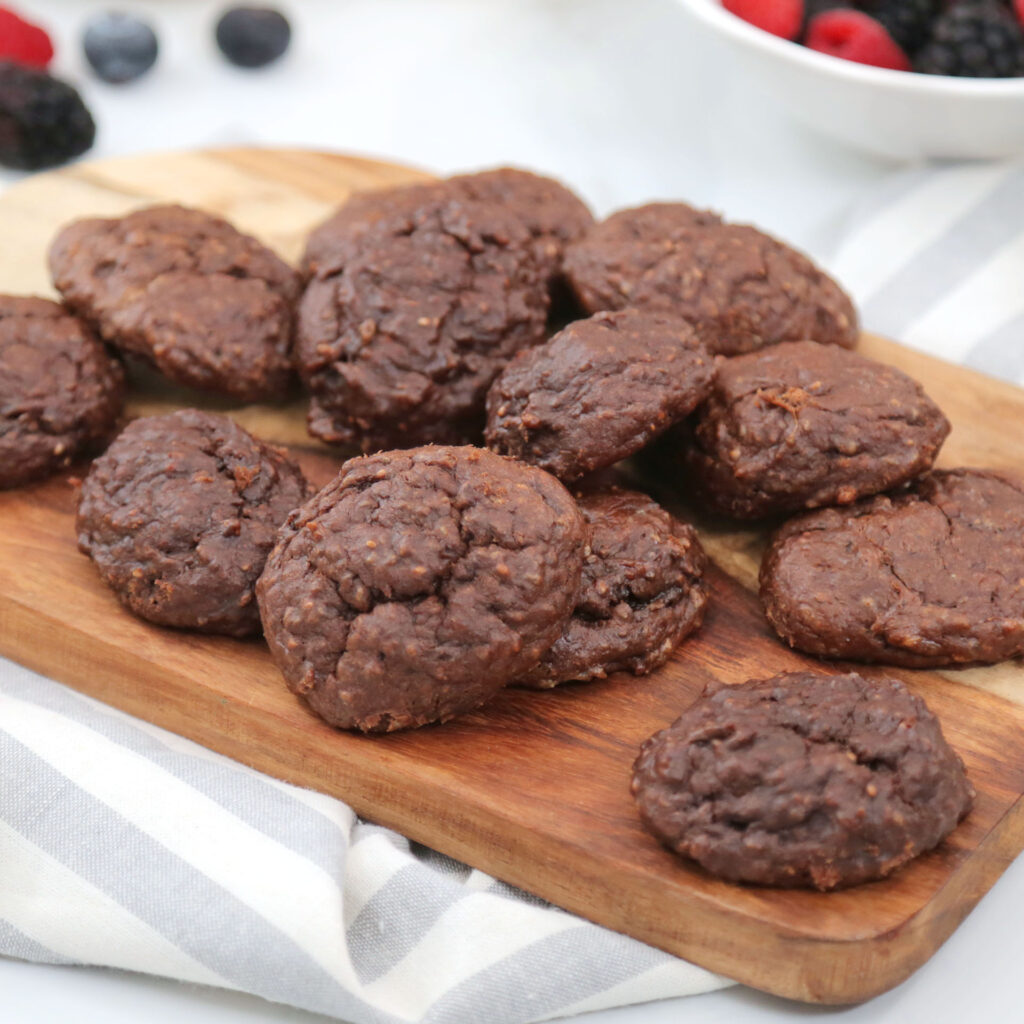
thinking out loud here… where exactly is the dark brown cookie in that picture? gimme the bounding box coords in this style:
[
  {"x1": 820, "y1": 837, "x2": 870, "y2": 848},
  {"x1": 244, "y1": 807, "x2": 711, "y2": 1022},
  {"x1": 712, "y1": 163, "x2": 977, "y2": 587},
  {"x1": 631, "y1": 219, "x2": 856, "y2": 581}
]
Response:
[
  {"x1": 301, "y1": 180, "x2": 438, "y2": 278},
  {"x1": 632, "y1": 671, "x2": 973, "y2": 890},
  {"x1": 445, "y1": 167, "x2": 594, "y2": 281},
  {"x1": 515, "y1": 488, "x2": 707, "y2": 688},
  {"x1": 682, "y1": 340, "x2": 949, "y2": 519},
  {"x1": 256, "y1": 445, "x2": 587, "y2": 732},
  {"x1": 0, "y1": 295, "x2": 123, "y2": 488},
  {"x1": 760, "y1": 469, "x2": 1024, "y2": 667},
  {"x1": 485, "y1": 309, "x2": 715, "y2": 482},
  {"x1": 302, "y1": 167, "x2": 593, "y2": 284},
  {"x1": 564, "y1": 203, "x2": 858, "y2": 356},
  {"x1": 297, "y1": 186, "x2": 550, "y2": 451},
  {"x1": 77, "y1": 409, "x2": 310, "y2": 637},
  {"x1": 49, "y1": 205, "x2": 301, "y2": 402}
]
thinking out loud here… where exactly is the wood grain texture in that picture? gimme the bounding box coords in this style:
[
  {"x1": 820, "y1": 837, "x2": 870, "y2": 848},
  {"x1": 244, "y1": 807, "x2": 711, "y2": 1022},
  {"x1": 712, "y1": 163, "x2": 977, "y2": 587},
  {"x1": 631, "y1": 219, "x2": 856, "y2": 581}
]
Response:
[{"x1": 2, "y1": 147, "x2": 1024, "y2": 1005}]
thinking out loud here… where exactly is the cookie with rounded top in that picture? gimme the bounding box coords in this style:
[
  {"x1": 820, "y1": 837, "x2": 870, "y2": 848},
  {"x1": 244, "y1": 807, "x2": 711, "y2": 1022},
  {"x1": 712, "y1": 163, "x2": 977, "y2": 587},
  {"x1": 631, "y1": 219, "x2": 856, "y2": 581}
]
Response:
[
  {"x1": 77, "y1": 408, "x2": 310, "y2": 636},
  {"x1": 486, "y1": 308, "x2": 715, "y2": 481},
  {"x1": 50, "y1": 204, "x2": 300, "y2": 402},
  {"x1": 0, "y1": 294, "x2": 123, "y2": 488},
  {"x1": 564, "y1": 203, "x2": 858, "y2": 355},
  {"x1": 256, "y1": 445, "x2": 587, "y2": 731},
  {"x1": 760, "y1": 469, "x2": 1024, "y2": 666},
  {"x1": 632, "y1": 671, "x2": 973, "y2": 890}
]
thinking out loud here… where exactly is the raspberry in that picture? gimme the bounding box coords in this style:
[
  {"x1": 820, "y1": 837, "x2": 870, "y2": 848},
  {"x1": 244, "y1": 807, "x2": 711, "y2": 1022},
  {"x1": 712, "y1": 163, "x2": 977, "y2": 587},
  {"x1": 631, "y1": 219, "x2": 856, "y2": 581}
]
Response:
[
  {"x1": 0, "y1": 6, "x2": 54, "y2": 68},
  {"x1": 0, "y1": 60, "x2": 95, "y2": 169},
  {"x1": 801, "y1": 1, "x2": 853, "y2": 36},
  {"x1": 806, "y1": 10, "x2": 912, "y2": 69},
  {"x1": 916, "y1": 1, "x2": 1024, "y2": 76},
  {"x1": 723, "y1": 0, "x2": 805, "y2": 41},
  {"x1": 863, "y1": 0, "x2": 942, "y2": 53}
]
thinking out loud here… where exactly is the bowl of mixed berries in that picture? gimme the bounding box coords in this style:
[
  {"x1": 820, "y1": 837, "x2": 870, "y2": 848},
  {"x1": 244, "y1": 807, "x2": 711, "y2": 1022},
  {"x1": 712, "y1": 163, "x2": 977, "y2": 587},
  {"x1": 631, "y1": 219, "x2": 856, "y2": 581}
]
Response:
[{"x1": 676, "y1": 0, "x2": 1024, "y2": 159}]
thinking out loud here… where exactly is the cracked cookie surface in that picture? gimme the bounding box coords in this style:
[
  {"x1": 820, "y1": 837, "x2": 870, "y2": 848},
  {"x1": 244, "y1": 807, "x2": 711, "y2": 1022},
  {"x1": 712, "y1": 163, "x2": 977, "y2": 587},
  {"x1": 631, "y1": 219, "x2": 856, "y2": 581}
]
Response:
[
  {"x1": 0, "y1": 295, "x2": 123, "y2": 488},
  {"x1": 485, "y1": 309, "x2": 714, "y2": 481},
  {"x1": 631, "y1": 671, "x2": 973, "y2": 890},
  {"x1": 760, "y1": 470, "x2": 1024, "y2": 666},
  {"x1": 515, "y1": 487, "x2": 707, "y2": 688},
  {"x1": 683, "y1": 340, "x2": 949, "y2": 519},
  {"x1": 302, "y1": 167, "x2": 593, "y2": 285},
  {"x1": 77, "y1": 409, "x2": 310, "y2": 637},
  {"x1": 297, "y1": 185, "x2": 551, "y2": 451},
  {"x1": 256, "y1": 445, "x2": 586, "y2": 731},
  {"x1": 49, "y1": 205, "x2": 300, "y2": 402},
  {"x1": 564, "y1": 203, "x2": 858, "y2": 356}
]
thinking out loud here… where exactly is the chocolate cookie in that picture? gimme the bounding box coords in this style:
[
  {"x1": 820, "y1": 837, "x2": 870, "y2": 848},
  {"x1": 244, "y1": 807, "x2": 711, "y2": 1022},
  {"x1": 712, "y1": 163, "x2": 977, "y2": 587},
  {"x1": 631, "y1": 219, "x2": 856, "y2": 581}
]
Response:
[
  {"x1": 515, "y1": 488, "x2": 708, "y2": 688},
  {"x1": 0, "y1": 295, "x2": 123, "y2": 488},
  {"x1": 445, "y1": 167, "x2": 594, "y2": 281},
  {"x1": 632, "y1": 671, "x2": 973, "y2": 890},
  {"x1": 50, "y1": 205, "x2": 300, "y2": 402},
  {"x1": 303, "y1": 167, "x2": 593, "y2": 284},
  {"x1": 683, "y1": 341, "x2": 949, "y2": 519},
  {"x1": 760, "y1": 469, "x2": 1024, "y2": 667},
  {"x1": 297, "y1": 187, "x2": 551, "y2": 450},
  {"x1": 485, "y1": 309, "x2": 715, "y2": 482},
  {"x1": 77, "y1": 409, "x2": 310, "y2": 637},
  {"x1": 256, "y1": 445, "x2": 587, "y2": 731},
  {"x1": 564, "y1": 203, "x2": 858, "y2": 356},
  {"x1": 301, "y1": 179, "x2": 438, "y2": 278}
]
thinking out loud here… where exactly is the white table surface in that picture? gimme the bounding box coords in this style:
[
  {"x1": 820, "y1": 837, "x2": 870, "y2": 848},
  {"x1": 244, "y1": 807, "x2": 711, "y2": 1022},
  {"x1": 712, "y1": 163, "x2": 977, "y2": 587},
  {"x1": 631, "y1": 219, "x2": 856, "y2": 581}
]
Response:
[{"x1": 3, "y1": 1, "x2": 1020, "y2": 1021}]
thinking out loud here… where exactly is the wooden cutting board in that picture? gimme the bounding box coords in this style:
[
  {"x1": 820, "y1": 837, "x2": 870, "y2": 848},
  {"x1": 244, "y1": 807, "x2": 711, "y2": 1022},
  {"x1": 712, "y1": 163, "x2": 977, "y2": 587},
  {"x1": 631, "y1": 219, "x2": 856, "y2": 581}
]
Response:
[{"x1": 3, "y1": 147, "x2": 1024, "y2": 1006}]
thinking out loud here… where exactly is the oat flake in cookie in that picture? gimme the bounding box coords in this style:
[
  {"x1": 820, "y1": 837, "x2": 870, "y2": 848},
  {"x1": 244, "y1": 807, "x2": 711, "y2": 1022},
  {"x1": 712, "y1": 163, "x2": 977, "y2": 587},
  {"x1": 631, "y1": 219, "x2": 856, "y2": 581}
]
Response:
[
  {"x1": 632, "y1": 672, "x2": 973, "y2": 890},
  {"x1": 49, "y1": 205, "x2": 300, "y2": 402},
  {"x1": 485, "y1": 309, "x2": 715, "y2": 482},
  {"x1": 564, "y1": 203, "x2": 858, "y2": 356},
  {"x1": 256, "y1": 446, "x2": 587, "y2": 732},
  {"x1": 297, "y1": 184, "x2": 551, "y2": 451},
  {"x1": 760, "y1": 469, "x2": 1024, "y2": 668},
  {"x1": 515, "y1": 488, "x2": 708, "y2": 689},
  {"x1": 0, "y1": 295, "x2": 123, "y2": 488},
  {"x1": 77, "y1": 409, "x2": 310, "y2": 637},
  {"x1": 683, "y1": 340, "x2": 950, "y2": 519}
]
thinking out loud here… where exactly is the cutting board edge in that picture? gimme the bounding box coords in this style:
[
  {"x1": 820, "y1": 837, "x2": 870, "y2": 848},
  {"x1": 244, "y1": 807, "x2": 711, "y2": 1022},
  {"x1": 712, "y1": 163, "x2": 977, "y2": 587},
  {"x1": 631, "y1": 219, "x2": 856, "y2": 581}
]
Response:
[{"x1": 6, "y1": 581, "x2": 1024, "y2": 1005}]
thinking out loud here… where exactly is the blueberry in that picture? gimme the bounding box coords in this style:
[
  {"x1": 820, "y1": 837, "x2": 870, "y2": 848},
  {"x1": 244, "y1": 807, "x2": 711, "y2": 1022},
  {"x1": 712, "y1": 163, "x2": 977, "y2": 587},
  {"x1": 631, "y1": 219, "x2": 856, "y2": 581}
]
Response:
[
  {"x1": 215, "y1": 7, "x2": 291, "y2": 69},
  {"x1": 83, "y1": 12, "x2": 158, "y2": 85}
]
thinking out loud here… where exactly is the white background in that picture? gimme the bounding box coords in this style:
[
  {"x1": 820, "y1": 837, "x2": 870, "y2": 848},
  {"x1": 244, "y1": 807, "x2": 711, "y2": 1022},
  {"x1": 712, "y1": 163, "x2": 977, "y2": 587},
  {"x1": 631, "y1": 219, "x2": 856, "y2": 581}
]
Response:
[{"x1": 2, "y1": 1, "x2": 1021, "y2": 1022}]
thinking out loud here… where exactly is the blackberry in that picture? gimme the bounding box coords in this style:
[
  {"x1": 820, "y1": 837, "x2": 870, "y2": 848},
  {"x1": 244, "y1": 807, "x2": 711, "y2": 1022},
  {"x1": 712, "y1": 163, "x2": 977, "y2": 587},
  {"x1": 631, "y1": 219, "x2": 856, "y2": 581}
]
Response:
[
  {"x1": 0, "y1": 61, "x2": 95, "y2": 170},
  {"x1": 806, "y1": 0, "x2": 854, "y2": 16},
  {"x1": 915, "y1": 1, "x2": 1024, "y2": 76},
  {"x1": 215, "y1": 7, "x2": 291, "y2": 68},
  {"x1": 864, "y1": 0, "x2": 942, "y2": 53}
]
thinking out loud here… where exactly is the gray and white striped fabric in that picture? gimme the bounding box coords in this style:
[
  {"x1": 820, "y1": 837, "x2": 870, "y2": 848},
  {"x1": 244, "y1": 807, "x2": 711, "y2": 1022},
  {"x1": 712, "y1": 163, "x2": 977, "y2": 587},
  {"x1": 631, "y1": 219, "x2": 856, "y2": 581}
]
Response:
[
  {"x1": 4, "y1": 158, "x2": 1024, "y2": 1023},
  {"x1": 829, "y1": 159, "x2": 1024, "y2": 380},
  {"x1": 0, "y1": 660, "x2": 727, "y2": 1023}
]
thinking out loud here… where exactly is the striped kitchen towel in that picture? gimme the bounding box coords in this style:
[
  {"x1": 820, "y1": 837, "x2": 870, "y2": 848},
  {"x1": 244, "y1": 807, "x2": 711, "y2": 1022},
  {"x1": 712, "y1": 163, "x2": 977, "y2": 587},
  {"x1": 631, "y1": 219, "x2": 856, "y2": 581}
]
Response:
[
  {"x1": 829, "y1": 159, "x2": 1024, "y2": 380},
  {"x1": 0, "y1": 659, "x2": 727, "y2": 1023},
  {"x1": 4, "y1": 158, "x2": 1024, "y2": 1024}
]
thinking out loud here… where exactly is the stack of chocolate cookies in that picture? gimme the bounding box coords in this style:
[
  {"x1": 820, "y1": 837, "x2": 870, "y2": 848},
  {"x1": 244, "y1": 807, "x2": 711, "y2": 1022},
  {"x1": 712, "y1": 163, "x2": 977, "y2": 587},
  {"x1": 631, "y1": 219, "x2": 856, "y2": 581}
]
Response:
[{"x1": 7, "y1": 164, "x2": 1011, "y2": 894}]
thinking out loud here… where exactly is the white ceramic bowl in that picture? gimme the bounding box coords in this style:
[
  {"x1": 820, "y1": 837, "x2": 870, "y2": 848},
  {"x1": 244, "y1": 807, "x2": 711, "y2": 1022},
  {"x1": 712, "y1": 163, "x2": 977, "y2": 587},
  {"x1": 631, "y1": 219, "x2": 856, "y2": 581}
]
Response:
[{"x1": 676, "y1": 0, "x2": 1024, "y2": 161}]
